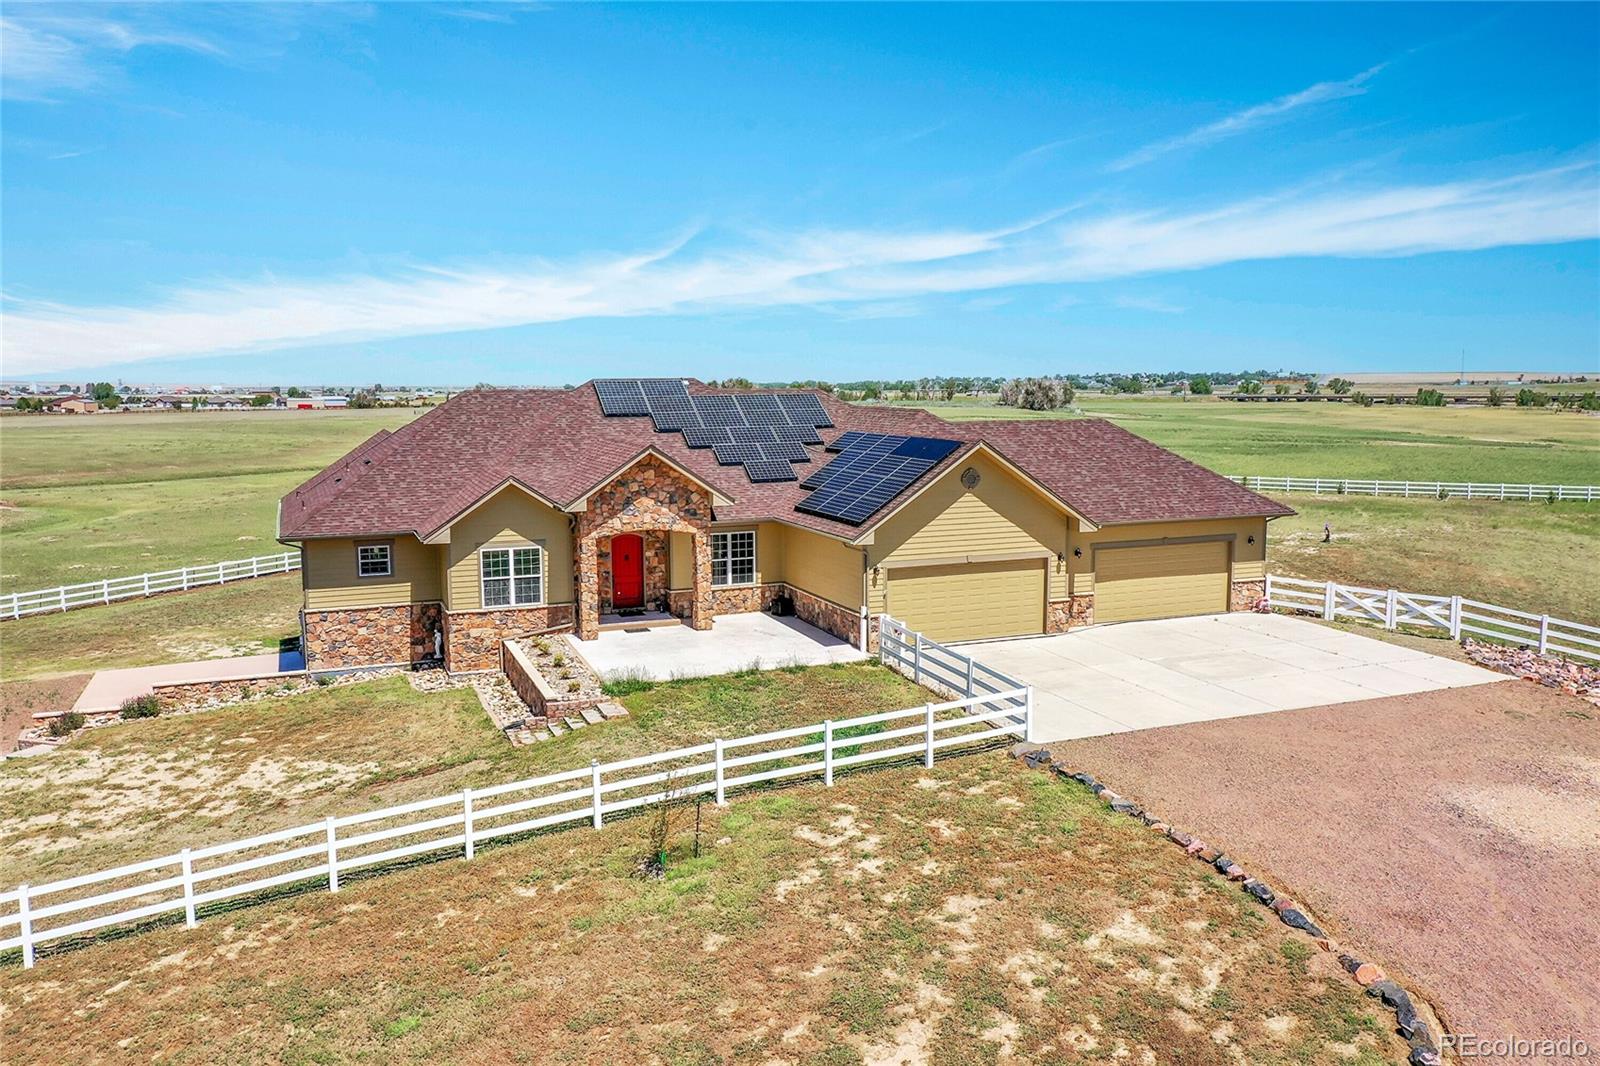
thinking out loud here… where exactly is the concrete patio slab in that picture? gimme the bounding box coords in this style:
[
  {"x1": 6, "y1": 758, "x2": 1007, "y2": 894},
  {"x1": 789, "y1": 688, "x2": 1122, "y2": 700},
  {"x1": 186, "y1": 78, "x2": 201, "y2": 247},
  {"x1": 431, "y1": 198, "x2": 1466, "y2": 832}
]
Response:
[
  {"x1": 966, "y1": 613, "x2": 1508, "y2": 743},
  {"x1": 571, "y1": 611, "x2": 866, "y2": 682},
  {"x1": 72, "y1": 649, "x2": 306, "y2": 714}
]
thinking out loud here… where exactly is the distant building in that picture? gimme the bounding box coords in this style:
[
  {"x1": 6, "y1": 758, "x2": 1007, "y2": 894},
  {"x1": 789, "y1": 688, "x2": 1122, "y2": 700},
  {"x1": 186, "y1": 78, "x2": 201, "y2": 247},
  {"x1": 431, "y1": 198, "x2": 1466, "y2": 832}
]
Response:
[{"x1": 52, "y1": 396, "x2": 99, "y2": 414}]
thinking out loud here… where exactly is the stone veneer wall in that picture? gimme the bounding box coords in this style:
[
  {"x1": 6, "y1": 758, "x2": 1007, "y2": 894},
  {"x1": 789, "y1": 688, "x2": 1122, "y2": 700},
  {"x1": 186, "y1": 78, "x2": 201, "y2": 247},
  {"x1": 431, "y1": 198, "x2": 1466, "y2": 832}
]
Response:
[
  {"x1": 445, "y1": 604, "x2": 575, "y2": 673},
  {"x1": 707, "y1": 583, "x2": 782, "y2": 615},
  {"x1": 1230, "y1": 579, "x2": 1267, "y2": 612},
  {"x1": 1046, "y1": 601, "x2": 1073, "y2": 634},
  {"x1": 304, "y1": 602, "x2": 442, "y2": 672},
  {"x1": 576, "y1": 455, "x2": 713, "y2": 639},
  {"x1": 154, "y1": 674, "x2": 312, "y2": 712},
  {"x1": 788, "y1": 586, "x2": 863, "y2": 648}
]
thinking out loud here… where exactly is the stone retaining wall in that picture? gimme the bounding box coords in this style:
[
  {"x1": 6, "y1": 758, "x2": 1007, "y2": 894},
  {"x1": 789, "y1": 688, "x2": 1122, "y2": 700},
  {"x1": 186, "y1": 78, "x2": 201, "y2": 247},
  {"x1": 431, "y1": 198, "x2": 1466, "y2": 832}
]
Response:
[
  {"x1": 154, "y1": 673, "x2": 312, "y2": 712},
  {"x1": 445, "y1": 604, "x2": 575, "y2": 672},
  {"x1": 501, "y1": 638, "x2": 604, "y2": 721},
  {"x1": 708, "y1": 583, "x2": 782, "y2": 615}
]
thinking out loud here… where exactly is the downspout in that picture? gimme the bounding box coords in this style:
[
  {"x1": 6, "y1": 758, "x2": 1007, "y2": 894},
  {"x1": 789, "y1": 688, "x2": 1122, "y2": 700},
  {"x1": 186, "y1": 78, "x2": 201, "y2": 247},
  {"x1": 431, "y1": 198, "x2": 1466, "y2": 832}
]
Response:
[{"x1": 859, "y1": 547, "x2": 871, "y2": 649}]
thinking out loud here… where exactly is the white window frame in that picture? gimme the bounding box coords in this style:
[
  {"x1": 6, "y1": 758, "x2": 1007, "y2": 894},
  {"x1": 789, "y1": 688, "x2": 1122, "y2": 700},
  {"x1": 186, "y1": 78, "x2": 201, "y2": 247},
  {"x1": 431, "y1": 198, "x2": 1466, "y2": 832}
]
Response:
[
  {"x1": 711, "y1": 530, "x2": 756, "y2": 588},
  {"x1": 356, "y1": 541, "x2": 393, "y2": 579},
  {"x1": 480, "y1": 544, "x2": 544, "y2": 608}
]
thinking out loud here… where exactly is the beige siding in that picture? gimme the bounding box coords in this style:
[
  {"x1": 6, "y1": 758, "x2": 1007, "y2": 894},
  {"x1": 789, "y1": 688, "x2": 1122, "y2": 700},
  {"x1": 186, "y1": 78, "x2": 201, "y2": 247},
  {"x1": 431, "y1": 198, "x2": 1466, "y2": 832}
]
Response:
[
  {"x1": 669, "y1": 531, "x2": 695, "y2": 590},
  {"x1": 867, "y1": 451, "x2": 1069, "y2": 615},
  {"x1": 680, "y1": 522, "x2": 788, "y2": 590},
  {"x1": 302, "y1": 537, "x2": 443, "y2": 609},
  {"x1": 444, "y1": 486, "x2": 575, "y2": 611},
  {"x1": 1069, "y1": 516, "x2": 1267, "y2": 595},
  {"x1": 784, "y1": 524, "x2": 864, "y2": 609}
]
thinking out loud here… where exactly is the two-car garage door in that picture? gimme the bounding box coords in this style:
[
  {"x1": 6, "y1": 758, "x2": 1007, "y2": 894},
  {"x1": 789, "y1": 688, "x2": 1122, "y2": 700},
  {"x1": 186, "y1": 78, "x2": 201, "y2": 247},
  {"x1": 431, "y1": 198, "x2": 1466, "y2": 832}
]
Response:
[
  {"x1": 887, "y1": 558, "x2": 1045, "y2": 643},
  {"x1": 1094, "y1": 541, "x2": 1230, "y2": 623}
]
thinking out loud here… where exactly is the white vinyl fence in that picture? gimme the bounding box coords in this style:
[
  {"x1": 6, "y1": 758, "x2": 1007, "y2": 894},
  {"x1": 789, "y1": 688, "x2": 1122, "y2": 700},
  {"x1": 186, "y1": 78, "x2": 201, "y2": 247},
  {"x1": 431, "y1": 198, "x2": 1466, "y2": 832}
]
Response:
[
  {"x1": 0, "y1": 551, "x2": 300, "y2": 621},
  {"x1": 1230, "y1": 475, "x2": 1598, "y2": 502},
  {"x1": 1, "y1": 622, "x2": 1030, "y2": 968},
  {"x1": 1265, "y1": 574, "x2": 1600, "y2": 664}
]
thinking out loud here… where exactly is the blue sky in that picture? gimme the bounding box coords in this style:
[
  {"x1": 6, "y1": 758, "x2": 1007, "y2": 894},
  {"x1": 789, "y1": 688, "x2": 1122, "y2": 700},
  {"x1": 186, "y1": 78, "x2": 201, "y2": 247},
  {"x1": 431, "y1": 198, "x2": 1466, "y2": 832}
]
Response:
[{"x1": 2, "y1": 2, "x2": 1596, "y2": 385}]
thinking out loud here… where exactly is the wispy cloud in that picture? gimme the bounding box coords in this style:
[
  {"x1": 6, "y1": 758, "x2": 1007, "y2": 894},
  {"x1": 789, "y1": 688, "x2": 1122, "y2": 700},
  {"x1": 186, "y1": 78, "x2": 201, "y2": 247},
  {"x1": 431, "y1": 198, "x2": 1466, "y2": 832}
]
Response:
[
  {"x1": 4, "y1": 163, "x2": 1595, "y2": 373},
  {"x1": 1112, "y1": 295, "x2": 1187, "y2": 315},
  {"x1": 1107, "y1": 63, "x2": 1388, "y2": 173}
]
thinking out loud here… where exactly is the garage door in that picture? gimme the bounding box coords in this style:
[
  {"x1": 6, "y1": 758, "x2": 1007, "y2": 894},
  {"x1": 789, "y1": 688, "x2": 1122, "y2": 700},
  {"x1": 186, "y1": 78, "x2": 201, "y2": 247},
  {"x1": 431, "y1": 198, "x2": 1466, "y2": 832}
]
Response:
[
  {"x1": 888, "y1": 558, "x2": 1045, "y2": 642},
  {"x1": 1095, "y1": 541, "x2": 1229, "y2": 623}
]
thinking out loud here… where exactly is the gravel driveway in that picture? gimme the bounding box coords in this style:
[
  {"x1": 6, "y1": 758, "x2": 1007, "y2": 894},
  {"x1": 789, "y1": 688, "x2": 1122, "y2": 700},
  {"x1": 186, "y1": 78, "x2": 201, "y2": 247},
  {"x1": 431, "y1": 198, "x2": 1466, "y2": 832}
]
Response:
[{"x1": 1049, "y1": 681, "x2": 1600, "y2": 1060}]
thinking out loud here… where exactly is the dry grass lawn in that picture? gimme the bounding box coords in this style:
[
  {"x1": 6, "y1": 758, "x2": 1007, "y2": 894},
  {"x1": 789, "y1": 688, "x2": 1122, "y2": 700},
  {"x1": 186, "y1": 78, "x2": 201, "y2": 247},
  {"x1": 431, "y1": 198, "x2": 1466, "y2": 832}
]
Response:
[{"x1": 0, "y1": 753, "x2": 1404, "y2": 1065}]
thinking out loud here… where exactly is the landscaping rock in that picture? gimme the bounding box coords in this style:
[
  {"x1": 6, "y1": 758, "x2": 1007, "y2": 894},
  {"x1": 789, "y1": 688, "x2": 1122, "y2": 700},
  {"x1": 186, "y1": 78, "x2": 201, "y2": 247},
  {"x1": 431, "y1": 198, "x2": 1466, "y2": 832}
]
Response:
[
  {"x1": 1278, "y1": 908, "x2": 1325, "y2": 938},
  {"x1": 1408, "y1": 1046, "x2": 1442, "y2": 1066},
  {"x1": 1197, "y1": 846, "x2": 1221, "y2": 863},
  {"x1": 1023, "y1": 748, "x2": 1052, "y2": 769},
  {"x1": 1463, "y1": 638, "x2": 1600, "y2": 697},
  {"x1": 1244, "y1": 880, "x2": 1276, "y2": 907},
  {"x1": 1367, "y1": 980, "x2": 1411, "y2": 1011},
  {"x1": 1270, "y1": 897, "x2": 1296, "y2": 914},
  {"x1": 1212, "y1": 854, "x2": 1233, "y2": 873},
  {"x1": 1109, "y1": 799, "x2": 1138, "y2": 815},
  {"x1": 1354, "y1": 963, "x2": 1386, "y2": 986},
  {"x1": 1167, "y1": 829, "x2": 1194, "y2": 847}
]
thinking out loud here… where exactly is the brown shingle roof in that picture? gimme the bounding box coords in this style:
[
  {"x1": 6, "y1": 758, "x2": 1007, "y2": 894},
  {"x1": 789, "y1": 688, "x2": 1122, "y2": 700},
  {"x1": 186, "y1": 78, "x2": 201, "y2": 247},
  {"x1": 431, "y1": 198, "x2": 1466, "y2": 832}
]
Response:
[{"x1": 278, "y1": 385, "x2": 1290, "y2": 543}]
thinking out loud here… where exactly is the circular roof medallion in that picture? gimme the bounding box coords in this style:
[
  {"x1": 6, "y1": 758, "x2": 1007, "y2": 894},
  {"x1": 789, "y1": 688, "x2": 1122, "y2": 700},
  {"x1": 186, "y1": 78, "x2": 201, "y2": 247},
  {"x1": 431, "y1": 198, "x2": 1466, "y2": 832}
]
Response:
[{"x1": 960, "y1": 467, "x2": 981, "y2": 490}]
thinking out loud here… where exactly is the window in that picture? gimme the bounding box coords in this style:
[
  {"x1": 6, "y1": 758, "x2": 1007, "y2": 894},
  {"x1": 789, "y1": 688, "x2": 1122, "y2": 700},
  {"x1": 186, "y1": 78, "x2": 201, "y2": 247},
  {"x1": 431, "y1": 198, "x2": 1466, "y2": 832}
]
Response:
[
  {"x1": 356, "y1": 542, "x2": 392, "y2": 578},
  {"x1": 711, "y1": 530, "x2": 756, "y2": 587},
  {"x1": 481, "y1": 545, "x2": 543, "y2": 607}
]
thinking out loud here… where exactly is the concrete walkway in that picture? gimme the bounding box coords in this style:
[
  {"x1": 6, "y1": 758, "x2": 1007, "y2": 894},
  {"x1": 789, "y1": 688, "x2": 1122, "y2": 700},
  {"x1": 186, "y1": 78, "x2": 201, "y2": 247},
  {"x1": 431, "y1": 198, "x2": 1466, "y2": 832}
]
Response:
[
  {"x1": 965, "y1": 613, "x2": 1506, "y2": 743},
  {"x1": 572, "y1": 612, "x2": 865, "y2": 682},
  {"x1": 71, "y1": 649, "x2": 306, "y2": 714}
]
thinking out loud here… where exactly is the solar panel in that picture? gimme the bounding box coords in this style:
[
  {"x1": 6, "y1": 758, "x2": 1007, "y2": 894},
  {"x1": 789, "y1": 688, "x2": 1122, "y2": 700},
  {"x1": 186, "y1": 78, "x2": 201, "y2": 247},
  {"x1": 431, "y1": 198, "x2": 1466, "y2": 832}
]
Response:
[
  {"x1": 594, "y1": 379, "x2": 649, "y2": 416},
  {"x1": 777, "y1": 392, "x2": 832, "y2": 427},
  {"x1": 681, "y1": 426, "x2": 732, "y2": 449},
  {"x1": 728, "y1": 426, "x2": 778, "y2": 444},
  {"x1": 773, "y1": 424, "x2": 824, "y2": 445},
  {"x1": 796, "y1": 435, "x2": 961, "y2": 525},
  {"x1": 825, "y1": 430, "x2": 891, "y2": 453},
  {"x1": 759, "y1": 440, "x2": 811, "y2": 463},
  {"x1": 742, "y1": 459, "x2": 797, "y2": 483},
  {"x1": 712, "y1": 443, "x2": 766, "y2": 466},
  {"x1": 642, "y1": 379, "x2": 700, "y2": 430},
  {"x1": 693, "y1": 394, "x2": 747, "y2": 428},
  {"x1": 734, "y1": 393, "x2": 790, "y2": 425}
]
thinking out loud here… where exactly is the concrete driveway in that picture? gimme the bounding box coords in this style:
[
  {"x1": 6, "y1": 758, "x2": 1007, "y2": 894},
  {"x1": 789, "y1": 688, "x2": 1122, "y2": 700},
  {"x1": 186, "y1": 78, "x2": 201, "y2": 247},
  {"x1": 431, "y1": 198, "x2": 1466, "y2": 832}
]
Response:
[
  {"x1": 572, "y1": 611, "x2": 866, "y2": 682},
  {"x1": 965, "y1": 613, "x2": 1506, "y2": 743}
]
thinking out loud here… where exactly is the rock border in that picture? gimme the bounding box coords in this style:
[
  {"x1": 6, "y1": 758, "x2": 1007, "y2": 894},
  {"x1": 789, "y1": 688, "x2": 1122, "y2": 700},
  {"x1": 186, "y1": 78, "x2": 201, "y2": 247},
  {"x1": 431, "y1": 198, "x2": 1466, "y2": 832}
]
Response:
[{"x1": 1015, "y1": 746, "x2": 1447, "y2": 1066}]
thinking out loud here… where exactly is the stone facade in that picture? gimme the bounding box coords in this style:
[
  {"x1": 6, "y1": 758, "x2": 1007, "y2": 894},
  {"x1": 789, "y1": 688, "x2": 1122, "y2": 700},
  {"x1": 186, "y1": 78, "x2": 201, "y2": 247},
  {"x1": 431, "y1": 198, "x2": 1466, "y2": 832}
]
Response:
[
  {"x1": 576, "y1": 455, "x2": 713, "y2": 639},
  {"x1": 445, "y1": 604, "x2": 575, "y2": 672},
  {"x1": 1230, "y1": 579, "x2": 1267, "y2": 612},
  {"x1": 304, "y1": 603, "x2": 442, "y2": 672},
  {"x1": 1046, "y1": 600, "x2": 1072, "y2": 634},
  {"x1": 789, "y1": 585, "x2": 862, "y2": 647},
  {"x1": 1066, "y1": 594, "x2": 1095, "y2": 628},
  {"x1": 708, "y1": 583, "x2": 781, "y2": 615}
]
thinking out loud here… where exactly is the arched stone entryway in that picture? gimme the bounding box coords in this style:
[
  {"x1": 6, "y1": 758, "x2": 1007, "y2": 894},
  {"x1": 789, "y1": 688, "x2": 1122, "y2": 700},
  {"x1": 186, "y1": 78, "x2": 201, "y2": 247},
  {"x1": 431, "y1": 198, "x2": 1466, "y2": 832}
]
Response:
[{"x1": 574, "y1": 455, "x2": 714, "y2": 640}]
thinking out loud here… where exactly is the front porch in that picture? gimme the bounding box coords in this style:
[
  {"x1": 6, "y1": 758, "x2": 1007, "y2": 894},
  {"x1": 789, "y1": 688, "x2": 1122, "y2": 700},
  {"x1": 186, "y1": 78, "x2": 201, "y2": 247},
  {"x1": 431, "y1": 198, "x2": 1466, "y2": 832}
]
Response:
[{"x1": 569, "y1": 611, "x2": 867, "y2": 682}]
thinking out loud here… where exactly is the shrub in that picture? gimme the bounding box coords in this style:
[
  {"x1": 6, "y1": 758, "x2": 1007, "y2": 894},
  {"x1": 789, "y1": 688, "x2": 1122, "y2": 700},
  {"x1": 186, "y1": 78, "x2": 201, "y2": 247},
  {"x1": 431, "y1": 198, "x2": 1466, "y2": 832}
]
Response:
[
  {"x1": 47, "y1": 712, "x2": 86, "y2": 738},
  {"x1": 1350, "y1": 391, "x2": 1375, "y2": 407},
  {"x1": 1415, "y1": 388, "x2": 1446, "y2": 407},
  {"x1": 1486, "y1": 386, "x2": 1506, "y2": 407},
  {"x1": 119, "y1": 694, "x2": 161, "y2": 720},
  {"x1": 315, "y1": 673, "x2": 336, "y2": 687}
]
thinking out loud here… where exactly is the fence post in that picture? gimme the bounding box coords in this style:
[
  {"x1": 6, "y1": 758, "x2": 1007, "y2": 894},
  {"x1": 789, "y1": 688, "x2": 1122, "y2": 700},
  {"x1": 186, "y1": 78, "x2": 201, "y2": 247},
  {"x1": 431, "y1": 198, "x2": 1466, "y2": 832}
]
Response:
[
  {"x1": 101, "y1": 580, "x2": 110, "y2": 605},
  {"x1": 714, "y1": 739, "x2": 726, "y2": 805},
  {"x1": 913, "y1": 632, "x2": 923, "y2": 685},
  {"x1": 181, "y1": 848, "x2": 197, "y2": 928},
  {"x1": 823, "y1": 720, "x2": 834, "y2": 787},
  {"x1": 463, "y1": 789, "x2": 475, "y2": 860},
  {"x1": 143, "y1": 573, "x2": 151, "y2": 597},
  {"x1": 1322, "y1": 581, "x2": 1336, "y2": 621},
  {"x1": 251, "y1": 556, "x2": 261, "y2": 578},
  {"x1": 1538, "y1": 615, "x2": 1550, "y2": 655},
  {"x1": 923, "y1": 704, "x2": 935, "y2": 769},
  {"x1": 181, "y1": 567, "x2": 190, "y2": 591},
  {"x1": 325, "y1": 817, "x2": 339, "y2": 892},
  {"x1": 1403, "y1": 481, "x2": 1411, "y2": 498},
  {"x1": 59, "y1": 587, "x2": 67, "y2": 613},
  {"x1": 1024, "y1": 686, "x2": 1036, "y2": 744},
  {"x1": 1385, "y1": 589, "x2": 1398, "y2": 630},
  {"x1": 965, "y1": 656, "x2": 975, "y2": 698},
  {"x1": 1449, "y1": 596, "x2": 1463, "y2": 641},
  {"x1": 590, "y1": 760, "x2": 603, "y2": 828},
  {"x1": 17, "y1": 885, "x2": 33, "y2": 969}
]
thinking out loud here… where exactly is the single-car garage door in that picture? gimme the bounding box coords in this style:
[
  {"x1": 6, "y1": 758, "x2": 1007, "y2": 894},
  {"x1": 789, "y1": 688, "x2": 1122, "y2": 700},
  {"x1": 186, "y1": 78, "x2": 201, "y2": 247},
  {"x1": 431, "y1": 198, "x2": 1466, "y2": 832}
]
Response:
[
  {"x1": 1095, "y1": 541, "x2": 1230, "y2": 624},
  {"x1": 888, "y1": 558, "x2": 1045, "y2": 642}
]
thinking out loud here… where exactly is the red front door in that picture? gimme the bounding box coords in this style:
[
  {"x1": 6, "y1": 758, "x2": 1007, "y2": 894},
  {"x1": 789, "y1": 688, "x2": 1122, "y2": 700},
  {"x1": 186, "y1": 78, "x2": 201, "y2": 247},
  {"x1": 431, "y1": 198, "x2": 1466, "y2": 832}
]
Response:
[{"x1": 611, "y1": 534, "x2": 645, "y2": 609}]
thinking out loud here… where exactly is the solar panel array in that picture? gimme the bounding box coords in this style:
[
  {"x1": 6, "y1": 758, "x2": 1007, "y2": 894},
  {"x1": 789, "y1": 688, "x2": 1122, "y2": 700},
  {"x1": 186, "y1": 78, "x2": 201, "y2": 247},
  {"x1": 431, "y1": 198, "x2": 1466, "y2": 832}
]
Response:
[
  {"x1": 592, "y1": 379, "x2": 836, "y2": 483},
  {"x1": 797, "y1": 434, "x2": 963, "y2": 525}
]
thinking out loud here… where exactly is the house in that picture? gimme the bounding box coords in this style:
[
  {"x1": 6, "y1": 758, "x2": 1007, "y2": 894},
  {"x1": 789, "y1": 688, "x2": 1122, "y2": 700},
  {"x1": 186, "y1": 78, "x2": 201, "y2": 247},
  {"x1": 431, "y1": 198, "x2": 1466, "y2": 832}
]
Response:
[
  {"x1": 279, "y1": 380, "x2": 1293, "y2": 674},
  {"x1": 51, "y1": 396, "x2": 100, "y2": 414}
]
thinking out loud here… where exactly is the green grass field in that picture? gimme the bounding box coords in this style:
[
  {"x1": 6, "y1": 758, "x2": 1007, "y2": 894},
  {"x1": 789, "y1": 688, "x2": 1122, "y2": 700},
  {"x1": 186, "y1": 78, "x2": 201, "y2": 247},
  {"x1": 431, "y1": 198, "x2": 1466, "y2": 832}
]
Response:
[
  {"x1": 0, "y1": 409, "x2": 422, "y2": 591},
  {"x1": 898, "y1": 394, "x2": 1600, "y2": 484}
]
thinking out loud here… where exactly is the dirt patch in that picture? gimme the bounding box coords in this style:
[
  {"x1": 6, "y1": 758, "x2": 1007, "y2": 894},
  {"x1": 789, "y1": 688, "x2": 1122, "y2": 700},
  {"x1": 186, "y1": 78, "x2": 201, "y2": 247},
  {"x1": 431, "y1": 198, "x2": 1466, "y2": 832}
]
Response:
[
  {"x1": 0, "y1": 675, "x2": 89, "y2": 751},
  {"x1": 1052, "y1": 681, "x2": 1600, "y2": 1057}
]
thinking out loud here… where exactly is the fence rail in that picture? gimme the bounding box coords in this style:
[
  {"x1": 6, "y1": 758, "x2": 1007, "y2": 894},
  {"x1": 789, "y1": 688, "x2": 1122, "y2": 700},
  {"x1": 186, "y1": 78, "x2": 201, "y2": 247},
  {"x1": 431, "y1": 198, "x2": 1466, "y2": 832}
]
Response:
[
  {"x1": 1230, "y1": 475, "x2": 1598, "y2": 502},
  {"x1": 0, "y1": 551, "x2": 301, "y2": 621},
  {"x1": 1265, "y1": 574, "x2": 1600, "y2": 664},
  {"x1": 1, "y1": 619, "x2": 1030, "y2": 968}
]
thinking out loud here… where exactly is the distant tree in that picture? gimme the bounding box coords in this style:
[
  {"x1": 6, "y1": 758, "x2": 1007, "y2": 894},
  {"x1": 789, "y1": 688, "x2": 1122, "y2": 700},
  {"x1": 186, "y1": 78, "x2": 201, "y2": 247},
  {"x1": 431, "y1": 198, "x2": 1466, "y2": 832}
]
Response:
[
  {"x1": 718, "y1": 377, "x2": 755, "y2": 389},
  {"x1": 1273, "y1": 383, "x2": 1292, "y2": 395},
  {"x1": 348, "y1": 390, "x2": 377, "y2": 409},
  {"x1": 190, "y1": 396, "x2": 202, "y2": 410},
  {"x1": 997, "y1": 377, "x2": 1068, "y2": 411},
  {"x1": 90, "y1": 382, "x2": 117, "y2": 402},
  {"x1": 1515, "y1": 388, "x2": 1548, "y2": 408},
  {"x1": 100, "y1": 392, "x2": 121, "y2": 409},
  {"x1": 1187, "y1": 376, "x2": 1213, "y2": 395},
  {"x1": 1486, "y1": 386, "x2": 1506, "y2": 408},
  {"x1": 1580, "y1": 391, "x2": 1600, "y2": 412},
  {"x1": 1350, "y1": 391, "x2": 1375, "y2": 408},
  {"x1": 1327, "y1": 378, "x2": 1354, "y2": 395},
  {"x1": 1415, "y1": 388, "x2": 1446, "y2": 407},
  {"x1": 287, "y1": 386, "x2": 308, "y2": 398},
  {"x1": 1235, "y1": 379, "x2": 1263, "y2": 395},
  {"x1": 250, "y1": 394, "x2": 273, "y2": 407},
  {"x1": 1302, "y1": 380, "x2": 1319, "y2": 395}
]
